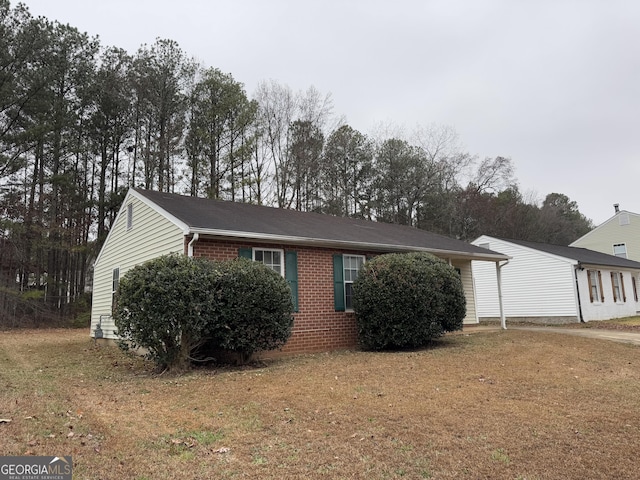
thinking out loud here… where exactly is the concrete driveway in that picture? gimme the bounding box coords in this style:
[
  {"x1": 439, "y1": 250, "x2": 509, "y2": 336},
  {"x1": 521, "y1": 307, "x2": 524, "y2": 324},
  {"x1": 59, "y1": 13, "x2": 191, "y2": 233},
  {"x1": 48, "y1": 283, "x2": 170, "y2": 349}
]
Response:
[
  {"x1": 511, "y1": 326, "x2": 640, "y2": 346},
  {"x1": 461, "y1": 324, "x2": 640, "y2": 346}
]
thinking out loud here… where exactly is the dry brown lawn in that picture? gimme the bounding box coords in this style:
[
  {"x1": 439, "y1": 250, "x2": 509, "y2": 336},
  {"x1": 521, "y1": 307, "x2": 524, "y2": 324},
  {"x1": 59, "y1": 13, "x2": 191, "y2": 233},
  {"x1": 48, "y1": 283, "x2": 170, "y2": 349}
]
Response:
[{"x1": 1, "y1": 326, "x2": 640, "y2": 479}]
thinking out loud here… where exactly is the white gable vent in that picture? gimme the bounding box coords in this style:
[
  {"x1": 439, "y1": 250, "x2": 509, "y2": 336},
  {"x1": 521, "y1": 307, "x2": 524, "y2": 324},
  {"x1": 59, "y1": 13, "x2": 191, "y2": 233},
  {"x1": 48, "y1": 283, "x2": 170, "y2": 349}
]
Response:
[{"x1": 619, "y1": 213, "x2": 630, "y2": 226}]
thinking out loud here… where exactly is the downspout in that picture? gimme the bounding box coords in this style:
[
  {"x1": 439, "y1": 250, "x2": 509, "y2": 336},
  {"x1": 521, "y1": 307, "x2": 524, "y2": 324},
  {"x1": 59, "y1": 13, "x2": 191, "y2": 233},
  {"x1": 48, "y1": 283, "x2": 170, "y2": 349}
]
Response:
[
  {"x1": 574, "y1": 263, "x2": 585, "y2": 323},
  {"x1": 187, "y1": 233, "x2": 199, "y2": 257},
  {"x1": 496, "y1": 260, "x2": 509, "y2": 330}
]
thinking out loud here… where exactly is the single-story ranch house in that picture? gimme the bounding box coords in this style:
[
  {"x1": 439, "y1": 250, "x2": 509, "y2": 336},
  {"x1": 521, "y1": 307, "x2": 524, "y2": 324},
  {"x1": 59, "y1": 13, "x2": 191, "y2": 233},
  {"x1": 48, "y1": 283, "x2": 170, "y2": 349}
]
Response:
[
  {"x1": 472, "y1": 235, "x2": 640, "y2": 323},
  {"x1": 91, "y1": 189, "x2": 509, "y2": 354}
]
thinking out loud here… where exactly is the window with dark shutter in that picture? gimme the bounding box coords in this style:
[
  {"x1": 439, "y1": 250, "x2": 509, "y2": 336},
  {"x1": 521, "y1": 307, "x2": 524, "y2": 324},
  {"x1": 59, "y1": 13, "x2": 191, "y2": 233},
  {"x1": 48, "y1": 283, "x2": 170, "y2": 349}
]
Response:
[{"x1": 239, "y1": 247, "x2": 298, "y2": 312}]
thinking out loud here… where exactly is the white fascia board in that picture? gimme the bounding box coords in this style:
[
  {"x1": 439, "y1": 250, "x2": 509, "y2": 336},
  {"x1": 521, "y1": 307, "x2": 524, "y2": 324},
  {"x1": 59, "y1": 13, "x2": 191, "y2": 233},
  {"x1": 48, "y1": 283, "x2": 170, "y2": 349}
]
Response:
[
  {"x1": 189, "y1": 228, "x2": 510, "y2": 262},
  {"x1": 93, "y1": 189, "x2": 134, "y2": 267},
  {"x1": 128, "y1": 189, "x2": 191, "y2": 234}
]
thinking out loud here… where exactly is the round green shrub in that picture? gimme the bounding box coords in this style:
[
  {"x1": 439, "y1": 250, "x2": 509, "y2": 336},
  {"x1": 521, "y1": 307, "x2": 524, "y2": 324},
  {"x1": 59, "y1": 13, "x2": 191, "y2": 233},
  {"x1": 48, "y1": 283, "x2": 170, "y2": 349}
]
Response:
[
  {"x1": 114, "y1": 255, "x2": 294, "y2": 370},
  {"x1": 113, "y1": 254, "x2": 224, "y2": 371},
  {"x1": 214, "y1": 258, "x2": 294, "y2": 362},
  {"x1": 352, "y1": 252, "x2": 466, "y2": 350}
]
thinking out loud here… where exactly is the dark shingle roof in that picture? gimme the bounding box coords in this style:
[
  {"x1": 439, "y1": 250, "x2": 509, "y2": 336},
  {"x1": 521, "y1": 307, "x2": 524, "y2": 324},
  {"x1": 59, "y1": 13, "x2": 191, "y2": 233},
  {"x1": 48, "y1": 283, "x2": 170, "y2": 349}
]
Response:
[
  {"x1": 500, "y1": 237, "x2": 640, "y2": 270},
  {"x1": 134, "y1": 189, "x2": 507, "y2": 261}
]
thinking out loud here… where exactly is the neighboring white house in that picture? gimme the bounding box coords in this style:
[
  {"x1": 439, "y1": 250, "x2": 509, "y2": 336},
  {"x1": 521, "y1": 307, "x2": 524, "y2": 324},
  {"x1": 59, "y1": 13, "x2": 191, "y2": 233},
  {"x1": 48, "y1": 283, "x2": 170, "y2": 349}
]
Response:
[
  {"x1": 571, "y1": 205, "x2": 640, "y2": 262},
  {"x1": 472, "y1": 236, "x2": 640, "y2": 323}
]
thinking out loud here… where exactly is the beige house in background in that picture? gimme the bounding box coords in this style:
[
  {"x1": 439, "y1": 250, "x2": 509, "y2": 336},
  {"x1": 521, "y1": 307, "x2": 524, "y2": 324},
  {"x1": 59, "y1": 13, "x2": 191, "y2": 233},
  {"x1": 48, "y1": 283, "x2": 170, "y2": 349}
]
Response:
[{"x1": 571, "y1": 205, "x2": 640, "y2": 262}]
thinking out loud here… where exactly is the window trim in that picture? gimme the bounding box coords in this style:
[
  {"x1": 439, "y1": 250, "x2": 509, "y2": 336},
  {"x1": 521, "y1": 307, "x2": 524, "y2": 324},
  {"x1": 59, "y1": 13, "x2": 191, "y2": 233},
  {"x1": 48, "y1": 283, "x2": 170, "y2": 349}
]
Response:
[
  {"x1": 252, "y1": 248, "x2": 285, "y2": 277},
  {"x1": 343, "y1": 254, "x2": 366, "y2": 311},
  {"x1": 633, "y1": 276, "x2": 639, "y2": 302},
  {"x1": 240, "y1": 247, "x2": 298, "y2": 312}
]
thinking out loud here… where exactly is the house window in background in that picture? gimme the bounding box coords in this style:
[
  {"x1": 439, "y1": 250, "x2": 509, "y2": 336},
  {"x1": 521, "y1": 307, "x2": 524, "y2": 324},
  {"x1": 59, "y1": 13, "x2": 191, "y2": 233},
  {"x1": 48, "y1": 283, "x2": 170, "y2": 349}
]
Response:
[
  {"x1": 587, "y1": 269, "x2": 603, "y2": 303},
  {"x1": 613, "y1": 243, "x2": 627, "y2": 258},
  {"x1": 611, "y1": 272, "x2": 626, "y2": 302}
]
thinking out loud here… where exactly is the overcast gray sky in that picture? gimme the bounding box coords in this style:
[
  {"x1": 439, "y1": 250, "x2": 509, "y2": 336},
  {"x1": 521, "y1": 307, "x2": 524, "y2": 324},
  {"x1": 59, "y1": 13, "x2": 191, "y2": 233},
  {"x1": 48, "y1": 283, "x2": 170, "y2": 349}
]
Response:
[{"x1": 21, "y1": 0, "x2": 640, "y2": 225}]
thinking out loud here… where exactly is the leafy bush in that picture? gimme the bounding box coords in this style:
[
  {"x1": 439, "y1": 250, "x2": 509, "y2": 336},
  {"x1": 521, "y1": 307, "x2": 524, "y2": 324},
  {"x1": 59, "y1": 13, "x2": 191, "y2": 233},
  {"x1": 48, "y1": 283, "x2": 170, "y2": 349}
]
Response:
[
  {"x1": 353, "y1": 252, "x2": 466, "y2": 350},
  {"x1": 114, "y1": 255, "x2": 294, "y2": 371},
  {"x1": 213, "y1": 258, "x2": 294, "y2": 363},
  {"x1": 113, "y1": 254, "x2": 223, "y2": 371}
]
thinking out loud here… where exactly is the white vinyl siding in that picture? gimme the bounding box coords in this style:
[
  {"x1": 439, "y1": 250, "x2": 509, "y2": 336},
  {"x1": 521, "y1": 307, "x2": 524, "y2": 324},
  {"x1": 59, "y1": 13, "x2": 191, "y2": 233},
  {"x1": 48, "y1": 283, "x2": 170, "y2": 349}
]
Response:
[
  {"x1": 472, "y1": 236, "x2": 579, "y2": 320},
  {"x1": 571, "y1": 211, "x2": 640, "y2": 262},
  {"x1": 473, "y1": 235, "x2": 640, "y2": 323},
  {"x1": 91, "y1": 193, "x2": 185, "y2": 339}
]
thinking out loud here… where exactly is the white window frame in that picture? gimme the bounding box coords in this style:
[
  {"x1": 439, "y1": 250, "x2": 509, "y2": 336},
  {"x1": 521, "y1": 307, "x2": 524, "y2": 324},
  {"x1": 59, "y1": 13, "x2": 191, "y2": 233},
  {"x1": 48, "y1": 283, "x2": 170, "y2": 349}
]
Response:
[
  {"x1": 613, "y1": 243, "x2": 627, "y2": 259},
  {"x1": 253, "y1": 248, "x2": 284, "y2": 277},
  {"x1": 343, "y1": 254, "x2": 365, "y2": 310}
]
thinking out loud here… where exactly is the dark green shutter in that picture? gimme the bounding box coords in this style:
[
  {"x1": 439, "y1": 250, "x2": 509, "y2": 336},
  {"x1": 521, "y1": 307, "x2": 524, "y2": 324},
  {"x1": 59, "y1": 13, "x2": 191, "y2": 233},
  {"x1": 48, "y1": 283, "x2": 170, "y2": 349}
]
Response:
[
  {"x1": 285, "y1": 251, "x2": 299, "y2": 312},
  {"x1": 238, "y1": 247, "x2": 252, "y2": 259},
  {"x1": 333, "y1": 254, "x2": 345, "y2": 311}
]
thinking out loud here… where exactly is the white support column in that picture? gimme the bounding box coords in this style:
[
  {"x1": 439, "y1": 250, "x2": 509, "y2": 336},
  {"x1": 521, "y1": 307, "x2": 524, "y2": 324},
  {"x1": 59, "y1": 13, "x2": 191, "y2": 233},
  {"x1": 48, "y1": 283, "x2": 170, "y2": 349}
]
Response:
[{"x1": 496, "y1": 261, "x2": 508, "y2": 330}]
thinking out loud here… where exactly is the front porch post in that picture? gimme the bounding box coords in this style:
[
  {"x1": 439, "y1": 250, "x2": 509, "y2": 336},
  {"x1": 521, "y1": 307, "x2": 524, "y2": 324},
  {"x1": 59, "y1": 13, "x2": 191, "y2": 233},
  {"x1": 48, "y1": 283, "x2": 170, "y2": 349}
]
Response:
[{"x1": 496, "y1": 261, "x2": 507, "y2": 330}]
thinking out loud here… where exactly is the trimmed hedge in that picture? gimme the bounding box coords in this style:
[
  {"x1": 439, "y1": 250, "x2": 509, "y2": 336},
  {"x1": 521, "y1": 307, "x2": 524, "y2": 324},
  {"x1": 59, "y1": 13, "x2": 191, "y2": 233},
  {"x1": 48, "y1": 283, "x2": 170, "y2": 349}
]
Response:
[
  {"x1": 113, "y1": 255, "x2": 223, "y2": 371},
  {"x1": 113, "y1": 255, "x2": 294, "y2": 370},
  {"x1": 213, "y1": 258, "x2": 294, "y2": 363},
  {"x1": 352, "y1": 252, "x2": 466, "y2": 350}
]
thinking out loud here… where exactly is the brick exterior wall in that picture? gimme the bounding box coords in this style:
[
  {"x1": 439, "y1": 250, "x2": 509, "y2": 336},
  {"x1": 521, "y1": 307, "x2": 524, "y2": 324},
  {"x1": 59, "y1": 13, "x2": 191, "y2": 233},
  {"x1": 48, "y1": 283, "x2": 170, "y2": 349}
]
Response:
[{"x1": 189, "y1": 237, "x2": 368, "y2": 356}]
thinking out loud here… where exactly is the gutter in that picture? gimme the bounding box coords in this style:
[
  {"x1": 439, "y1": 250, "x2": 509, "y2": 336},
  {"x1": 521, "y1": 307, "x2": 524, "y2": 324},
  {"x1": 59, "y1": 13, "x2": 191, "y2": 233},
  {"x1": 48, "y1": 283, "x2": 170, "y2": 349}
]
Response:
[
  {"x1": 187, "y1": 233, "x2": 199, "y2": 257},
  {"x1": 574, "y1": 263, "x2": 585, "y2": 322}
]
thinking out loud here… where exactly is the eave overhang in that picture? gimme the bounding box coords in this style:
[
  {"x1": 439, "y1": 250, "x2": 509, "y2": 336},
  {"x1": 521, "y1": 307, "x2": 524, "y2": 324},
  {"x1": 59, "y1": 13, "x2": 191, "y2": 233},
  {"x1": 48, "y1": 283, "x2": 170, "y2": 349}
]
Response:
[{"x1": 188, "y1": 227, "x2": 510, "y2": 263}]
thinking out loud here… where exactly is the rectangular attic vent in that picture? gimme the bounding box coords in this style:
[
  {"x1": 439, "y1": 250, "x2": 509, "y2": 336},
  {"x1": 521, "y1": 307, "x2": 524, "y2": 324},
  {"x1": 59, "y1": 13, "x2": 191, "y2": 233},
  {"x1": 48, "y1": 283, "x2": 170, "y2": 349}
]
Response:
[{"x1": 619, "y1": 213, "x2": 630, "y2": 226}]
